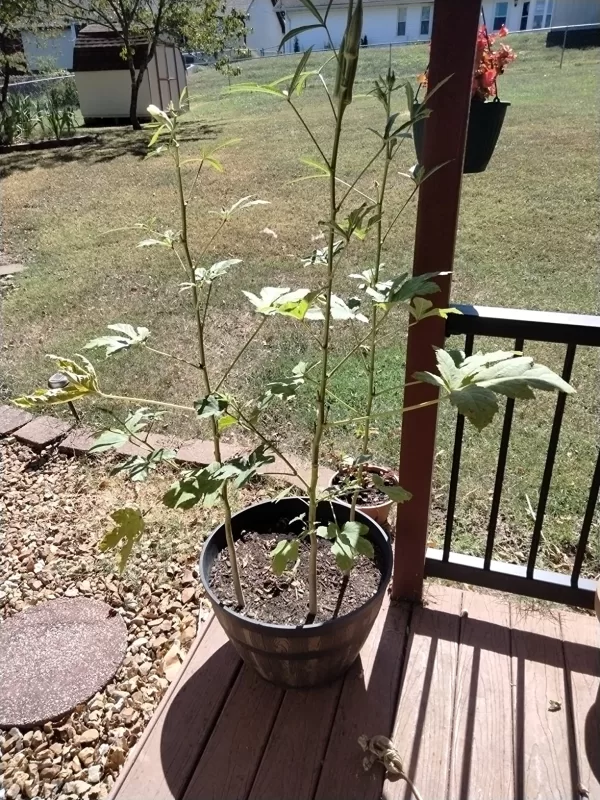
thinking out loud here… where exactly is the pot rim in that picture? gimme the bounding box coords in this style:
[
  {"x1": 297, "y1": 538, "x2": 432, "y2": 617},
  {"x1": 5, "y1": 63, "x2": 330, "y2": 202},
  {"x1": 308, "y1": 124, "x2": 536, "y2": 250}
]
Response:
[
  {"x1": 329, "y1": 463, "x2": 398, "y2": 510},
  {"x1": 199, "y1": 496, "x2": 392, "y2": 636}
]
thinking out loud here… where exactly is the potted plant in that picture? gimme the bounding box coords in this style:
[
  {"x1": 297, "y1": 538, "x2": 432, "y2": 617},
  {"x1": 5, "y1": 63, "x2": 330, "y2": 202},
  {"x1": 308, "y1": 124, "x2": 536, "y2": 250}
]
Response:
[
  {"x1": 413, "y1": 24, "x2": 516, "y2": 173},
  {"x1": 14, "y1": 6, "x2": 573, "y2": 690}
]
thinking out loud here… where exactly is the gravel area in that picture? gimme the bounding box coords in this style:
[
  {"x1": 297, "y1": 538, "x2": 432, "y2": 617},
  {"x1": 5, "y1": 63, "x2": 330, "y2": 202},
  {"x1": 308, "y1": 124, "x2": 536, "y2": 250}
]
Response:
[{"x1": 0, "y1": 436, "x2": 267, "y2": 800}]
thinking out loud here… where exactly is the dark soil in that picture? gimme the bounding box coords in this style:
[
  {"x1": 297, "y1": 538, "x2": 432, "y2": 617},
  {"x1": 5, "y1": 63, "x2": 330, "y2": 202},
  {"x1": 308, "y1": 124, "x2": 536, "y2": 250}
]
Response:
[
  {"x1": 210, "y1": 531, "x2": 383, "y2": 625},
  {"x1": 333, "y1": 466, "x2": 397, "y2": 506}
]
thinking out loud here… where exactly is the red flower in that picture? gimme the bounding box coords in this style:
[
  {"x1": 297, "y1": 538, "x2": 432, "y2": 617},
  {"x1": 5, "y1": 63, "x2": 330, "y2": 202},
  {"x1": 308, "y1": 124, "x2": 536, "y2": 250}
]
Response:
[
  {"x1": 481, "y1": 68, "x2": 497, "y2": 88},
  {"x1": 419, "y1": 24, "x2": 515, "y2": 101}
]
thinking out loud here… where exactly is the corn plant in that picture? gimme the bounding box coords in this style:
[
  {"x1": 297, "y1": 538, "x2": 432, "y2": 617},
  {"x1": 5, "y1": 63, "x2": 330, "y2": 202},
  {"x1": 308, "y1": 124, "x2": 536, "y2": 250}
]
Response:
[
  {"x1": 13, "y1": 5, "x2": 575, "y2": 620},
  {"x1": 6, "y1": 94, "x2": 39, "y2": 141}
]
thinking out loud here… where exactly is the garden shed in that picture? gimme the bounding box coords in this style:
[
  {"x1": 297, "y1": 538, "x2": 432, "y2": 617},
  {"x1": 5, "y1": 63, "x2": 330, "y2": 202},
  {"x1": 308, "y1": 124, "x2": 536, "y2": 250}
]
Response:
[{"x1": 73, "y1": 24, "x2": 187, "y2": 125}]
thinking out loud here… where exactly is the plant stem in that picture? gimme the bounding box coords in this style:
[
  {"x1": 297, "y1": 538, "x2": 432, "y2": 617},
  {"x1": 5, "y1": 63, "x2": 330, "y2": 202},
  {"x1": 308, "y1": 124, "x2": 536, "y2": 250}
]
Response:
[
  {"x1": 215, "y1": 317, "x2": 266, "y2": 391},
  {"x1": 328, "y1": 311, "x2": 390, "y2": 379},
  {"x1": 351, "y1": 126, "x2": 393, "y2": 520},
  {"x1": 144, "y1": 345, "x2": 200, "y2": 371},
  {"x1": 306, "y1": 94, "x2": 346, "y2": 618},
  {"x1": 100, "y1": 393, "x2": 195, "y2": 413},
  {"x1": 173, "y1": 141, "x2": 245, "y2": 608},
  {"x1": 327, "y1": 397, "x2": 441, "y2": 427},
  {"x1": 234, "y1": 409, "x2": 310, "y2": 490}
]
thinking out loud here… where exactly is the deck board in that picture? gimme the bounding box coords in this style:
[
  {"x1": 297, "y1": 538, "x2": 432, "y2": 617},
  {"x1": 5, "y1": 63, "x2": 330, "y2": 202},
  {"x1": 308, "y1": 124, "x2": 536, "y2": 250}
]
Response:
[
  {"x1": 248, "y1": 680, "x2": 343, "y2": 800},
  {"x1": 111, "y1": 616, "x2": 241, "y2": 800},
  {"x1": 183, "y1": 667, "x2": 284, "y2": 800},
  {"x1": 560, "y1": 610, "x2": 600, "y2": 798},
  {"x1": 112, "y1": 586, "x2": 600, "y2": 800},
  {"x1": 383, "y1": 584, "x2": 462, "y2": 800},
  {"x1": 511, "y1": 606, "x2": 578, "y2": 799},
  {"x1": 315, "y1": 596, "x2": 410, "y2": 800},
  {"x1": 448, "y1": 591, "x2": 514, "y2": 800}
]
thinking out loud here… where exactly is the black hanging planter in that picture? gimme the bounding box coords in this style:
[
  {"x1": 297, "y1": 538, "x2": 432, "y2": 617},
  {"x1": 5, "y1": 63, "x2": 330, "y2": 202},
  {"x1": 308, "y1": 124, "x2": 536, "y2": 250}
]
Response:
[{"x1": 412, "y1": 98, "x2": 510, "y2": 174}]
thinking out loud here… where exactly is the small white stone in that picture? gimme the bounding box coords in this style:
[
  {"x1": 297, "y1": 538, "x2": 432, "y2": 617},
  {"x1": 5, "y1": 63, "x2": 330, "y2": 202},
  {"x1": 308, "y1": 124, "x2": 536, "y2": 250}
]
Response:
[{"x1": 87, "y1": 764, "x2": 103, "y2": 784}]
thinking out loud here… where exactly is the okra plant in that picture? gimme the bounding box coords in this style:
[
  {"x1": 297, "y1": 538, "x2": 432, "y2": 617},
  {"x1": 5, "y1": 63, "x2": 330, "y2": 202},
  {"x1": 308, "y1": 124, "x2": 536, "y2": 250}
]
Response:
[{"x1": 14, "y1": 1, "x2": 574, "y2": 620}]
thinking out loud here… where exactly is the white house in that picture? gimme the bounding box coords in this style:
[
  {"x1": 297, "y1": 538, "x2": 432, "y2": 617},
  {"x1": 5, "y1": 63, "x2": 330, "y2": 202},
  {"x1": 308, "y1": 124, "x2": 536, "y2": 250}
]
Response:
[
  {"x1": 227, "y1": 0, "x2": 287, "y2": 53},
  {"x1": 257, "y1": 0, "x2": 599, "y2": 53},
  {"x1": 21, "y1": 23, "x2": 78, "y2": 72}
]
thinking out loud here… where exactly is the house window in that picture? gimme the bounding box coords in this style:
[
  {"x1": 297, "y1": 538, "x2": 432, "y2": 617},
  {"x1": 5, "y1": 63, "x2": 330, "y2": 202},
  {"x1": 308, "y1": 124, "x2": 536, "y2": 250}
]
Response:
[
  {"x1": 545, "y1": 0, "x2": 553, "y2": 27},
  {"x1": 532, "y1": 0, "x2": 545, "y2": 28},
  {"x1": 420, "y1": 5, "x2": 432, "y2": 36},
  {"x1": 520, "y1": 1, "x2": 530, "y2": 30},
  {"x1": 493, "y1": 1, "x2": 508, "y2": 30},
  {"x1": 397, "y1": 6, "x2": 407, "y2": 37}
]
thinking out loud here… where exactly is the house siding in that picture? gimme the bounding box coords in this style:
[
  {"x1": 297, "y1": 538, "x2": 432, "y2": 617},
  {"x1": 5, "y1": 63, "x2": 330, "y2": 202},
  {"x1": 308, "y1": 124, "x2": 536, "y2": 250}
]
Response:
[
  {"x1": 21, "y1": 26, "x2": 76, "y2": 71},
  {"x1": 277, "y1": 0, "x2": 598, "y2": 54},
  {"x1": 285, "y1": 1, "x2": 432, "y2": 51},
  {"x1": 246, "y1": 0, "x2": 286, "y2": 53}
]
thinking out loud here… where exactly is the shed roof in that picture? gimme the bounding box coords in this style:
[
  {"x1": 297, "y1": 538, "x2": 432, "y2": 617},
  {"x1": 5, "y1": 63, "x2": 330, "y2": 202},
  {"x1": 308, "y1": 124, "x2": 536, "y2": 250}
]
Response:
[{"x1": 73, "y1": 24, "x2": 162, "y2": 71}]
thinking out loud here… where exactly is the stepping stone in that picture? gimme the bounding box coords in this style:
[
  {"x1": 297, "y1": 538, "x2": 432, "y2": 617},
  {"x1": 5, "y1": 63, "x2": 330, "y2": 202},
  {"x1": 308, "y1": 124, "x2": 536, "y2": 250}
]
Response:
[
  {"x1": 0, "y1": 263, "x2": 26, "y2": 277},
  {"x1": 175, "y1": 438, "x2": 238, "y2": 466},
  {"x1": 58, "y1": 425, "x2": 98, "y2": 456},
  {"x1": 0, "y1": 598, "x2": 127, "y2": 729},
  {"x1": 116, "y1": 432, "x2": 181, "y2": 458},
  {"x1": 0, "y1": 404, "x2": 33, "y2": 435},
  {"x1": 14, "y1": 416, "x2": 72, "y2": 448}
]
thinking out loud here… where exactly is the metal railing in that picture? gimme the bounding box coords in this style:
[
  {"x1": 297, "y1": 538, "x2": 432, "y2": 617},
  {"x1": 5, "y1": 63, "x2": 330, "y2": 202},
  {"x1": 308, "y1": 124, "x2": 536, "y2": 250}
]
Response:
[{"x1": 425, "y1": 304, "x2": 600, "y2": 609}]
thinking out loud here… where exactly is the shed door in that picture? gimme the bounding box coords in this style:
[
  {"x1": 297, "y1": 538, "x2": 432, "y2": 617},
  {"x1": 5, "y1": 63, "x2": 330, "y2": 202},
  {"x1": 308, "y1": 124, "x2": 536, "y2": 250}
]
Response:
[{"x1": 156, "y1": 45, "x2": 181, "y2": 108}]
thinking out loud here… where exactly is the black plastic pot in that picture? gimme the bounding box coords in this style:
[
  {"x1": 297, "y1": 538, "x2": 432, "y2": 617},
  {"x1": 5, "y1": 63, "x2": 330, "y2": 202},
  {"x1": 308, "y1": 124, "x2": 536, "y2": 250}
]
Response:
[
  {"x1": 412, "y1": 99, "x2": 509, "y2": 174},
  {"x1": 199, "y1": 497, "x2": 392, "y2": 688}
]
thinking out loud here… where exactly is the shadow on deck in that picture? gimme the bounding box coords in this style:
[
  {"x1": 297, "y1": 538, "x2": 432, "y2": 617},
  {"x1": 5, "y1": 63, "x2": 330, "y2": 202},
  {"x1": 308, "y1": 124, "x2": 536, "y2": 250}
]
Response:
[{"x1": 111, "y1": 585, "x2": 600, "y2": 800}]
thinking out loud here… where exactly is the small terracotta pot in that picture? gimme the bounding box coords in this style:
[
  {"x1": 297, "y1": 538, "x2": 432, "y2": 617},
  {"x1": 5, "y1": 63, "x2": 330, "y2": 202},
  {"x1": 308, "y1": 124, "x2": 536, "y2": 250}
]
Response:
[{"x1": 329, "y1": 464, "x2": 398, "y2": 526}]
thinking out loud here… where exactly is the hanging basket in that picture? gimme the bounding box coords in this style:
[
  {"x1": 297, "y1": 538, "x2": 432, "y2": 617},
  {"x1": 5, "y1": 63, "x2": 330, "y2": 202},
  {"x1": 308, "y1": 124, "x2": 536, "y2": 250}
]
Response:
[{"x1": 412, "y1": 99, "x2": 510, "y2": 174}]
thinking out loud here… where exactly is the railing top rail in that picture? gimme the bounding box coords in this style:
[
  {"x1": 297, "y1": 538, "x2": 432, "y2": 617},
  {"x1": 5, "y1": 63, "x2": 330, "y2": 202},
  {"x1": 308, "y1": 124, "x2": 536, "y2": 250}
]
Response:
[{"x1": 447, "y1": 304, "x2": 600, "y2": 346}]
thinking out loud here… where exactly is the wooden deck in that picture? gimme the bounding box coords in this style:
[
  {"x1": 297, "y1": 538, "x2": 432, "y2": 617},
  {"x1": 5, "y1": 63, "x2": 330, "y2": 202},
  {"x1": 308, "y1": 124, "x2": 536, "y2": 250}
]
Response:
[{"x1": 111, "y1": 585, "x2": 600, "y2": 800}]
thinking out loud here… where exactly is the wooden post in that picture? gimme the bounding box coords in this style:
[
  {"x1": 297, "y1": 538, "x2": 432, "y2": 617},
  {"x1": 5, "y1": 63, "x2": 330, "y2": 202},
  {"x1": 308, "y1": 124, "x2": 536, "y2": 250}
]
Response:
[{"x1": 392, "y1": 0, "x2": 482, "y2": 602}]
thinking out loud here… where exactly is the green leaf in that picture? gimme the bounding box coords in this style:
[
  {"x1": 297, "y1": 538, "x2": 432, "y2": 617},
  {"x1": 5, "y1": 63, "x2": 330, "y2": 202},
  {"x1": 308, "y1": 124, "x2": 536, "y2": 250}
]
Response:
[
  {"x1": 90, "y1": 429, "x2": 129, "y2": 453},
  {"x1": 218, "y1": 414, "x2": 238, "y2": 431},
  {"x1": 111, "y1": 448, "x2": 176, "y2": 482},
  {"x1": 435, "y1": 347, "x2": 463, "y2": 390},
  {"x1": 339, "y1": 520, "x2": 369, "y2": 548},
  {"x1": 278, "y1": 24, "x2": 323, "y2": 52},
  {"x1": 219, "y1": 444, "x2": 275, "y2": 489},
  {"x1": 219, "y1": 195, "x2": 270, "y2": 218},
  {"x1": 99, "y1": 507, "x2": 145, "y2": 574},
  {"x1": 12, "y1": 355, "x2": 99, "y2": 409},
  {"x1": 193, "y1": 259, "x2": 242, "y2": 285},
  {"x1": 289, "y1": 47, "x2": 314, "y2": 95},
  {"x1": 271, "y1": 539, "x2": 300, "y2": 575},
  {"x1": 331, "y1": 538, "x2": 355, "y2": 572},
  {"x1": 449, "y1": 385, "x2": 499, "y2": 431},
  {"x1": 163, "y1": 463, "x2": 225, "y2": 510},
  {"x1": 84, "y1": 324, "x2": 150, "y2": 357},
  {"x1": 317, "y1": 522, "x2": 339, "y2": 539},
  {"x1": 371, "y1": 474, "x2": 412, "y2": 503},
  {"x1": 195, "y1": 394, "x2": 229, "y2": 419},
  {"x1": 355, "y1": 536, "x2": 375, "y2": 559},
  {"x1": 413, "y1": 370, "x2": 446, "y2": 390},
  {"x1": 294, "y1": 0, "x2": 324, "y2": 24}
]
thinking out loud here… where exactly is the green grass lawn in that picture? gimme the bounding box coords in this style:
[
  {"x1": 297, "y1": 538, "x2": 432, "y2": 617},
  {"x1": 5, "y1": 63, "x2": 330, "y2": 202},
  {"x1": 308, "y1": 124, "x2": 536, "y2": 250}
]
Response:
[{"x1": 1, "y1": 33, "x2": 598, "y2": 578}]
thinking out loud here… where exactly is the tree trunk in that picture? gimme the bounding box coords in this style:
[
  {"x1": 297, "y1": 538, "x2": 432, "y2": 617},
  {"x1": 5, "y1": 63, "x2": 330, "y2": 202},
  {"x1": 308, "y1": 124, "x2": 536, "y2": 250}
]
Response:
[
  {"x1": 129, "y1": 68, "x2": 141, "y2": 130},
  {"x1": 1, "y1": 66, "x2": 11, "y2": 111}
]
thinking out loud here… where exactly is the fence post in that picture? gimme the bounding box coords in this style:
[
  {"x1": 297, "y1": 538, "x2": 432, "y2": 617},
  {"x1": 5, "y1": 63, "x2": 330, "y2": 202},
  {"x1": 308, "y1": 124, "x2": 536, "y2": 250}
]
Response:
[
  {"x1": 391, "y1": 0, "x2": 482, "y2": 602},
  {"x1": 559, "y1": 25, "x2": 569, "y2": 68}
]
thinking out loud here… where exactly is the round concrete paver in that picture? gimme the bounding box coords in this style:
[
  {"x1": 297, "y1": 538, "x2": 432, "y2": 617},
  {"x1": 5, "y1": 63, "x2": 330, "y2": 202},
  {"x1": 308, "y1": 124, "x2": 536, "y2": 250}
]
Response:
[{"x1": 0, "y1": 598, "x2": 127, "y2": 729}]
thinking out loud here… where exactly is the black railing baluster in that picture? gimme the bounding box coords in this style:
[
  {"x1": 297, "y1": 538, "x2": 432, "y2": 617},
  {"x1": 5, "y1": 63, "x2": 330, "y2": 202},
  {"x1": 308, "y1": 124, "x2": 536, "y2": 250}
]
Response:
[
  {"x1": 526, "y1": 343, "x2": 577, "y2": 579},
  {"x1": 571, "y1": 446, "x2": 600, "y2": 587},
  {"x1": 434, "y1": 305, "x2": 600, "y2": 609},
  {"x1": 483, "y1": 338, "x2": 524, "y2": 570},
  {"x1": 443, "y1": 333, "x2": 474, "y2": 561}
]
